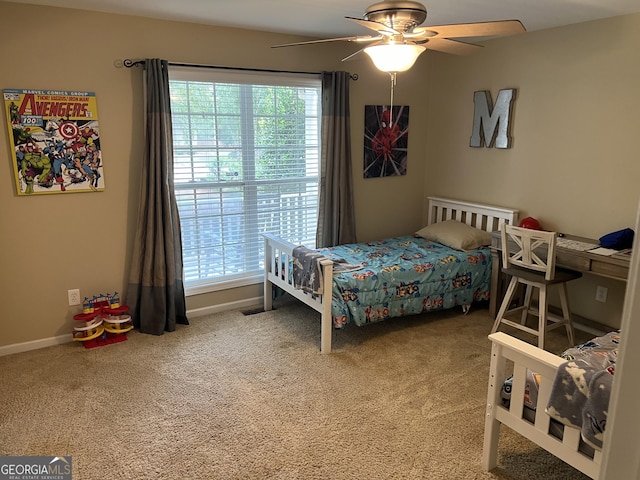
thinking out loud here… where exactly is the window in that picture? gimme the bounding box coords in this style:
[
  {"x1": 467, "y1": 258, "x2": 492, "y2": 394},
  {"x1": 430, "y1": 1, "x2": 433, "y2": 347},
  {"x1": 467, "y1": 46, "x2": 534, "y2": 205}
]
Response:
[{"x1": 168, "y1": 67, "x2": 321, "y2": 294}]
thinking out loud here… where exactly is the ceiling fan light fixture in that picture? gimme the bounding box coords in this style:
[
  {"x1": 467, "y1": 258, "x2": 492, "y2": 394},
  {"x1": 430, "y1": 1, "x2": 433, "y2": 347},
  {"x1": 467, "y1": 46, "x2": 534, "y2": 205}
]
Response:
[{"x1": 363, "y1": 43, "x2": 426, "y2": 72}]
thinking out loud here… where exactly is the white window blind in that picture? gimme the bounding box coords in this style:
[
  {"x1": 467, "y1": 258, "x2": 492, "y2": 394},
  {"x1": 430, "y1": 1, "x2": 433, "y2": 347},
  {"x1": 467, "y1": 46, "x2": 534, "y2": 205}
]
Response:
[{"x1": 168, "y1": 67, "x2": 321, "y2": 293}]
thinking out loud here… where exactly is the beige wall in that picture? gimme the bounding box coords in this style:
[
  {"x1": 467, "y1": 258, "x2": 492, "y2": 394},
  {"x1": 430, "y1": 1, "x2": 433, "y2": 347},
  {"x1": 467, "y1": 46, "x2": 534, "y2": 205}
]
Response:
[
  {"x1": 0, "y1": 2, "x2": 429, "y2": 347},
  {"x1": 0, "y1": 1, "x2": 637, "y2": 348},
  {"x1": 425, "y1": 14, "x2": 640, "y2": 327}
]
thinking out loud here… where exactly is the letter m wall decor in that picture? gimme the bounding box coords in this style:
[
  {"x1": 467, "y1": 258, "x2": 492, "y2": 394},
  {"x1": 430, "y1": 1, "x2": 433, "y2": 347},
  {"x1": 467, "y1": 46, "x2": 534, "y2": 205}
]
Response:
[{"x1": 469, "y1": 88, "x2": 516, "y2": 149}]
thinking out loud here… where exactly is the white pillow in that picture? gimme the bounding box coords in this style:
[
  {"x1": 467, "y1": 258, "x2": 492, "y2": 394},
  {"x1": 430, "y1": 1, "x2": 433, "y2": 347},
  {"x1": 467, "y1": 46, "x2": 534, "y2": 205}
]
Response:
[{"x1": 415, "y1": 219, "x2": 492, "y2": 251}]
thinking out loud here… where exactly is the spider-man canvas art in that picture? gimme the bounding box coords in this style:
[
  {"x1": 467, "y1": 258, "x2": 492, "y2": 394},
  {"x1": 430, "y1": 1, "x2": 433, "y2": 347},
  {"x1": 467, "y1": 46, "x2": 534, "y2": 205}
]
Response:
[{"x1": 364, "y1": 105, "x2": 409, "y2": 178}]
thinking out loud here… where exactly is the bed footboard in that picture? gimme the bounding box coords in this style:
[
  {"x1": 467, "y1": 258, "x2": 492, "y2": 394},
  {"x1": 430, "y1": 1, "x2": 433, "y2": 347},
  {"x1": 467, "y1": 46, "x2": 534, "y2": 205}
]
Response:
[
  {"x1": 483, "y1": 332, "x2": 601, "y2": 479},
  {"x1": 263, "y1": 233, "x2": 334, "y2": 353}
]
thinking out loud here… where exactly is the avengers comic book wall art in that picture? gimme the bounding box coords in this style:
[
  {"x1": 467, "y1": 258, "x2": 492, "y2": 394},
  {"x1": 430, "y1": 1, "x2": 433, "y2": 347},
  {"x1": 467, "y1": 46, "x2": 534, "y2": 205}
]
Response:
[
  {"x1": 4, "y1": 89, "x2": 105, "y2": 195},
  {"x1": 363, "y1": 105, "x2": 409, "y2": 178}
]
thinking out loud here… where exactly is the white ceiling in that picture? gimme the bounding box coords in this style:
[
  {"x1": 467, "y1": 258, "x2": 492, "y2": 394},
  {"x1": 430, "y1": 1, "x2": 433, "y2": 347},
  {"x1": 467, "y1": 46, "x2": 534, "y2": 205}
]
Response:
[{"x1": 6, "y1": 0, "x2": 640, "y2": 38}]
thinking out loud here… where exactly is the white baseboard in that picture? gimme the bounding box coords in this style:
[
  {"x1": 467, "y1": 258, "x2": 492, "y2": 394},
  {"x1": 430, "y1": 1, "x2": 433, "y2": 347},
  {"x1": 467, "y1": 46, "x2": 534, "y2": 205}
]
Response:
[
  {"x1": 0, "y1": 296, "x2": 265, "y2": 357},
  {"x1": 0, "y1": 334, "x2": 72, "y2": 357},
  {"x1": 186, "y1": 296, "x2": 263, "y2": 318}
]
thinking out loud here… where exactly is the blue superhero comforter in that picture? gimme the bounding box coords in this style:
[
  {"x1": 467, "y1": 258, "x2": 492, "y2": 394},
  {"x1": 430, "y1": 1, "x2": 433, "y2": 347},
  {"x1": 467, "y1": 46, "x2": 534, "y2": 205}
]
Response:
[{"x1": 315, "y1": 235, "x2": 492, "y2": 328}]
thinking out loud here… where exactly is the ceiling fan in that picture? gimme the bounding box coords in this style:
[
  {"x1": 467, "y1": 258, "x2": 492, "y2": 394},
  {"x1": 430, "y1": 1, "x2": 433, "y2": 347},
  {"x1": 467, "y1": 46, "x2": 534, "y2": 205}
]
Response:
[{"x1": 272, "y1": 0, "x2": 526, "y2": 73}]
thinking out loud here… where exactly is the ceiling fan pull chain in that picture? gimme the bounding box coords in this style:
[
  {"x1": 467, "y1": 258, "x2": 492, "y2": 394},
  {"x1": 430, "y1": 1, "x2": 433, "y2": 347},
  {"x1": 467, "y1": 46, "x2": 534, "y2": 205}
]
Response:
[{"x1": 389, "y1": 72, "x2": 396, "y2": 125}]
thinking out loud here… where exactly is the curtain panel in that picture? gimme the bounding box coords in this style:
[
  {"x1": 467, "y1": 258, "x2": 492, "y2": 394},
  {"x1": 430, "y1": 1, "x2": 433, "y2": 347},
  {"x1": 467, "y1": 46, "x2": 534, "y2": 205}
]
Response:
[
  {"x1": 126, "y1": 58, "x2": 188, "y2": 335},
  {"x1": 316, "y1": 71, "x2": 357, "y2": 248}
]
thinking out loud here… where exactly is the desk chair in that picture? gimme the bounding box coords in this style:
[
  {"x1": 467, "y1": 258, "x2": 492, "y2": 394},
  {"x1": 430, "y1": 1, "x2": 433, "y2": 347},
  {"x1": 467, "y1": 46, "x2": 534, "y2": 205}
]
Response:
[{"x1": 490, "y1": 224, "x2": 582, "y2": 349}]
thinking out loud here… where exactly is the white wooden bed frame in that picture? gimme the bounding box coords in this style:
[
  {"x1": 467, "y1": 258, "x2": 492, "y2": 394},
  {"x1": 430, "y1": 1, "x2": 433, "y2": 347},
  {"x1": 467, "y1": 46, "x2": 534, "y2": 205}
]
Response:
[
  {"x1": 483, "y1": 332, "x2": 602, "y2": 479},
  {"x1": 263, "y1": 196, "x2": 519, "y2": 353}
]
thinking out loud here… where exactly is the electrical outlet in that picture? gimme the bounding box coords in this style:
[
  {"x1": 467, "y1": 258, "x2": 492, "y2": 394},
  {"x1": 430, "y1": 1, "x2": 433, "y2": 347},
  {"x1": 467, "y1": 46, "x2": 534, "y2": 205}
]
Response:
[
  {"x1": 595, "y1": 285, "x2": 608, "y2": 303},
  {"x1": 68, "y1": 289, "x2": 81, "y2": 306}
]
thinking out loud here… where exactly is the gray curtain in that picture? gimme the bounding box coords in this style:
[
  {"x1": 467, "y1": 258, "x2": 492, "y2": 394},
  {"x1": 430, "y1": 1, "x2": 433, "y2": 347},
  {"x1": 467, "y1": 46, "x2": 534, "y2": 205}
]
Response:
[
  {"x1": 316, "y1": 71, "x2": 357, "y2": 248},
  {"x1": 126, "y1": 58, "x2": 188, "y2": 335}
]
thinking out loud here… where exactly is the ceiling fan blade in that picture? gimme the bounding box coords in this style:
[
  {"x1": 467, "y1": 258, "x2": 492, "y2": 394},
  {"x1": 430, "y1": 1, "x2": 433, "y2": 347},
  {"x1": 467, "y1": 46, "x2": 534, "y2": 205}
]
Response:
[
  {"x1": 342, "y1": 38, "x2": 389, "y2": 62},
  {"x1": 341, "y1": 48, "x2": 366, "y2": 62},
  {"x1": 422, "y1": 20, "x2": 526, "y2": 39},
  {"x1": 422, "y1": 38, "x2": 483, "y2": 55},
  {"x1": 403, "y1": 29, "x2": 437, "y2": 41},
  {"x1": 272, "y1": 35, "x2": 381, "y2": 48},
  {"x1": 346, "y1": 17, "x2": 400, "y2": 36}
]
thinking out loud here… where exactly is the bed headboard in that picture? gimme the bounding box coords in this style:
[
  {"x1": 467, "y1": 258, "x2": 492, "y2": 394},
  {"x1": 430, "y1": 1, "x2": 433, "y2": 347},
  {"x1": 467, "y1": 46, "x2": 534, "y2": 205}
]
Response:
[{"x1": 427, "y1": 196, "x2": 520, "y2": 233}]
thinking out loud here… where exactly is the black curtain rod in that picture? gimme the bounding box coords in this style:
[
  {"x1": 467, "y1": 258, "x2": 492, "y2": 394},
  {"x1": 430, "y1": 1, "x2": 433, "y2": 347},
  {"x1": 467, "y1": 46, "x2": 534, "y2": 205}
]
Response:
[{"x1": 122, "y1": 59, "x2": 358, "y2": 80}]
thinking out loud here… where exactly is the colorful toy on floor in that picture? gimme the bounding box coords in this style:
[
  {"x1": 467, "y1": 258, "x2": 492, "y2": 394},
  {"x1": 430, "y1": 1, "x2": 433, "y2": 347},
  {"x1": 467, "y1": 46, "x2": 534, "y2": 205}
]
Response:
[{"x1": 73, "y1": 292, "x2": 133, "y2": 348}]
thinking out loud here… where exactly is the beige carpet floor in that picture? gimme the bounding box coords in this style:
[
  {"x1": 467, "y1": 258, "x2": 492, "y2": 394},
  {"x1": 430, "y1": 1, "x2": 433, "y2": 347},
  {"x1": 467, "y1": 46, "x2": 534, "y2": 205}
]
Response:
[{"x1": 0, "y1": 297, "x2": 593, "y2": 479}]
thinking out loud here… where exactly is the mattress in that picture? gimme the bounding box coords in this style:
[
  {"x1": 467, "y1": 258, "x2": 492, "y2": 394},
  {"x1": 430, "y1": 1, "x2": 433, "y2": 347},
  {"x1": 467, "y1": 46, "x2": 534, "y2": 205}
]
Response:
[{"x1": 316, "y1": 235, "x2": 492, "y2": 328}]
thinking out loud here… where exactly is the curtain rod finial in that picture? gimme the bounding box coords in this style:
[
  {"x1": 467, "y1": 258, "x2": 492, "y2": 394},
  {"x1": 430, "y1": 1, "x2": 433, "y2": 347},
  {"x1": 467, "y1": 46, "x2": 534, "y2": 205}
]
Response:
[{"x1": 123, "y1": 59, "x2": 145, "y2": 68}]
